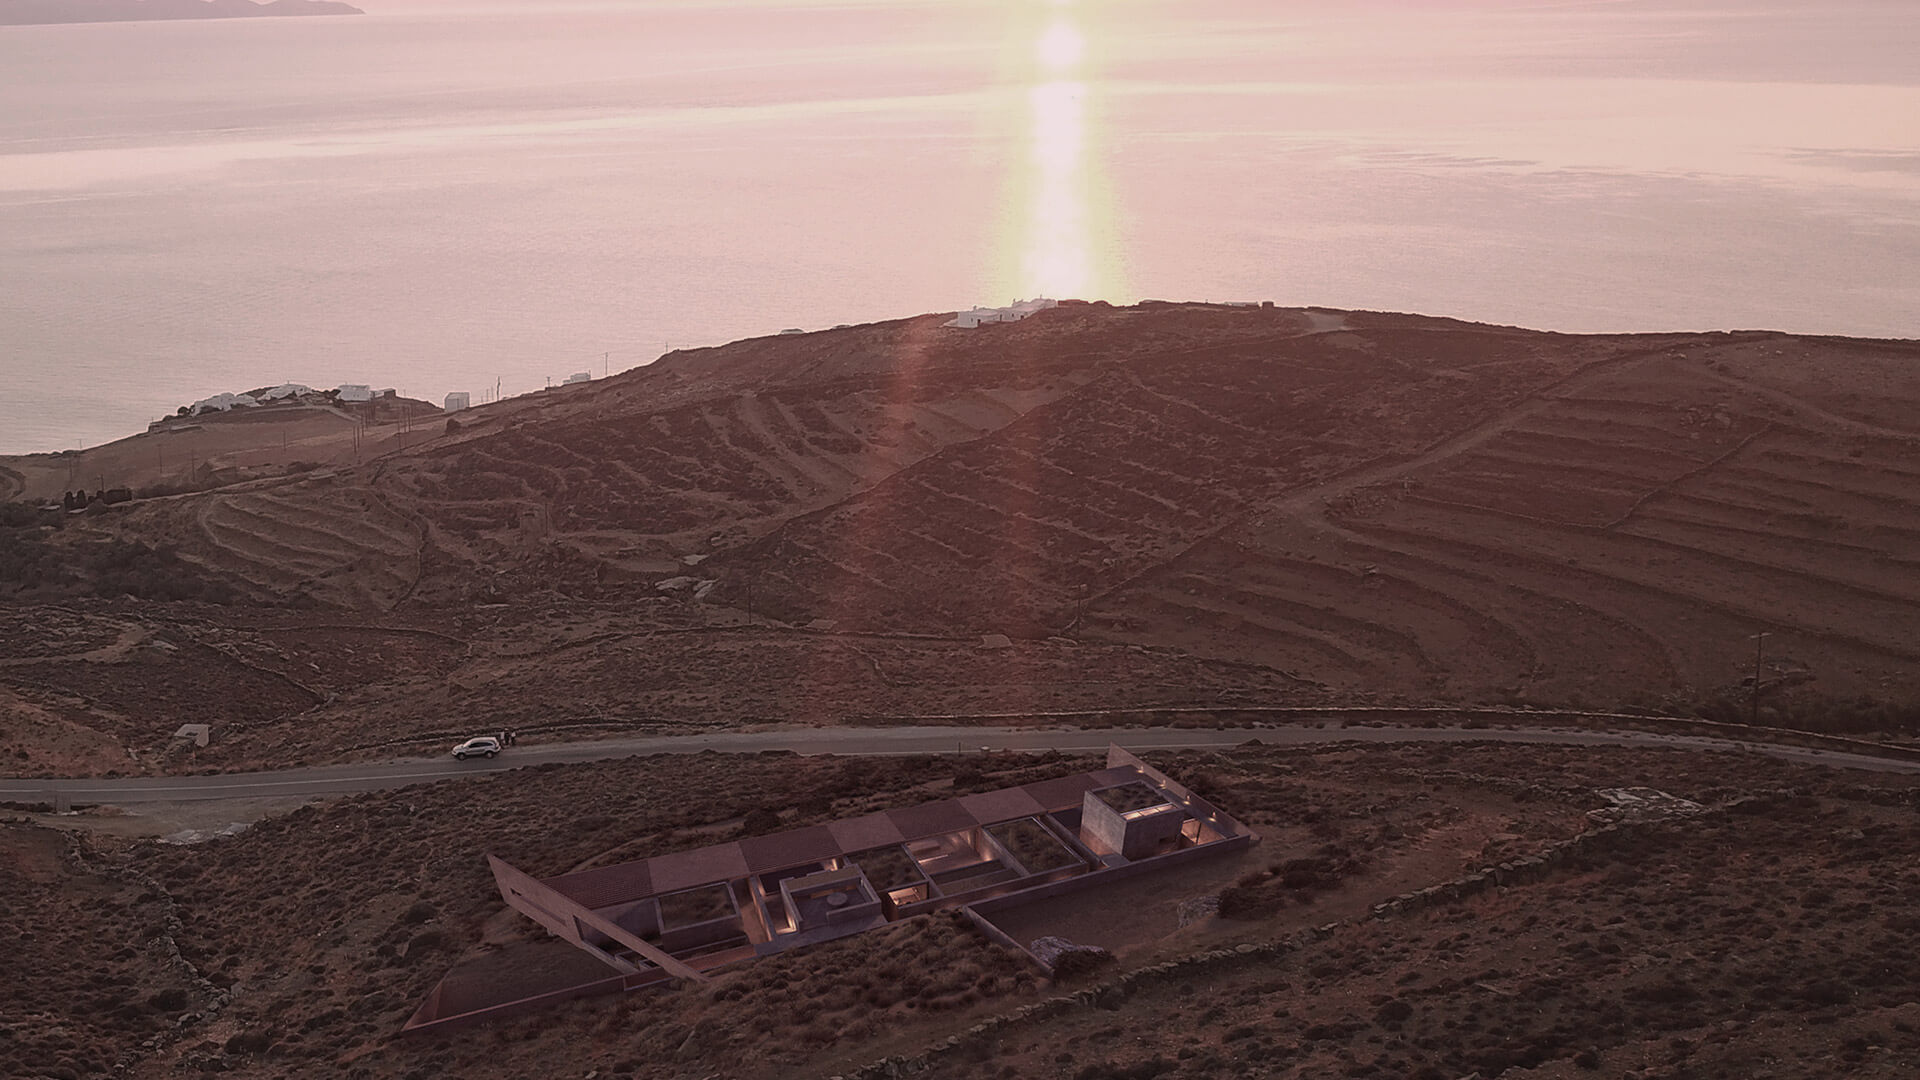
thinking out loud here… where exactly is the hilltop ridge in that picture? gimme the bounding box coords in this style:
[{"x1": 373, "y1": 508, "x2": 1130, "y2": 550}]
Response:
[{"x1": 0, "y1": 388, "x2": 438, "y2": 506}]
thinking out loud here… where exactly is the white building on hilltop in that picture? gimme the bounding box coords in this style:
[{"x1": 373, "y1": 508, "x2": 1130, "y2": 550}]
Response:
[
  {"x1": 944, "y1": 297, "x2": 1059, "y2": 329},
  {"x1": 258, "y1": 383, "x2": 311, "y2": 401},
  {"x1": 444, "y1": 392, "x2": 471, "y2": 412},
  {"x1": 189, "y1": 392, "x2": 259, "y2": 415},
  {"x1": 563, "y1": 371, "x2": 591, "y2": 385},
  {"x1": 336, "y1": 384, "x2": 373, "y2": 403}
]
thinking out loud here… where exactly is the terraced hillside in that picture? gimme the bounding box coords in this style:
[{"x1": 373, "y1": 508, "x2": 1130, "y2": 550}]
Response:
[
  {"x1": 1095, "y1": 334, "x2": 1920, "y2": 703},
  {"x1": 724, "y1": 320, "x2": 1639, "y2": 634},
  {"x1": 31, "y1": 304, "x2": 1920, "y2": 710},
  {"x1": 85, "y1": 480, "x2": 426, "y2": 610},
  {"x1": 377, "y1": 305, "x2": 1323, "y2": 600},
  {"x1": 31, "y1": 306, "x2": 1319, "y2": 599}
]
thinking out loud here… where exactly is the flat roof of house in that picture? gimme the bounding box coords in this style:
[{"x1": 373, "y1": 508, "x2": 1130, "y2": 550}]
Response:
[{"x1": 545, "y1": 765, "x2": 1144, "y2": 911}]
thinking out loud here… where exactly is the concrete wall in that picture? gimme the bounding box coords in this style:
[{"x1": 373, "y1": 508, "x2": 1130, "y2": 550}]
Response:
[
  {"x1": 403, "y1": 972, "x2": 628, "y2": 1035},
  {"x1": 661, "y1": 914, "x2": 744, "y2": 953},
  {"x1": 1081, "y1": 788, "x2": 1185, "y2": 861},
  {"x1": 487, "y1": 856, "x2": 706, "y2": 983},
  {"x1": 1106, "y1": 744, "x2": 1259, "y2": 846}
]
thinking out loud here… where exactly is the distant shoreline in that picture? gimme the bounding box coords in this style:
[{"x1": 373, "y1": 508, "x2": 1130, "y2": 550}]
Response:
[{"x1": 0, "y1": 0, "x2": 365, "y2": 27}]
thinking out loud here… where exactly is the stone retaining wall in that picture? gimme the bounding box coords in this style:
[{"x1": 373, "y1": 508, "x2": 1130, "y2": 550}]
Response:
[{"x1": 56, "y1": 832, "x2": 239, "y2": 1075}]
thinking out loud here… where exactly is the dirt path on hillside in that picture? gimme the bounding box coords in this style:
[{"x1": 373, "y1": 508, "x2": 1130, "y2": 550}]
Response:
[
  {"x1": 1701, "y1": 367, "x2": 1920, "y2": 439},
  {"x1": 1263, "y1": 345, "x2": 1667, "y2": 521}
]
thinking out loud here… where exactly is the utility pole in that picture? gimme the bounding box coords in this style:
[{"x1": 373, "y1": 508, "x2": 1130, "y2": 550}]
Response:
[
  {"x1": 604, "y1": 351, "x2": 610, "y2": 378},
  {"x1": 1749, "y1": 631, "x2": 1771, "y2": 725}
]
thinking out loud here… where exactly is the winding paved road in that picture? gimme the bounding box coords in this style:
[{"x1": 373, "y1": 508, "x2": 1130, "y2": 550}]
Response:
[{"x1": 4, "y1": 723, "x2": 1916, "y2": 808}]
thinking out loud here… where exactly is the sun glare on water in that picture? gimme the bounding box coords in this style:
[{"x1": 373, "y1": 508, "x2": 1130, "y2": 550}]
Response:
[
  {"x1": 1006, "y1": 0, "x2": 1115, "y2": 302},
  {"x1": 1037, "y1": 16, "x2": 1085, "y2": 70}
]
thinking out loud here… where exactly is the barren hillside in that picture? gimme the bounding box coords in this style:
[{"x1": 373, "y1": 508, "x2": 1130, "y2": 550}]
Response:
[
  {"x1": 0, "y1": 392, "x2": 441, "y2": 507},
  {"x1": 6, "y1": 304, "x2": 1918, "y2": 760},
  {"x1": 1093, "y1": 331, "x2": 1920, "y2": 705}
]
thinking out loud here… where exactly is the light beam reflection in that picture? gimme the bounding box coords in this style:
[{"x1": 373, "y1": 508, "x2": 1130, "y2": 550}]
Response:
[
  {"x1": 1025, "y1": 79, "x2": 1091, "y2": 298},
  {"x1": 1006, "y1": 0, "x2": 1113, "y2": 302},
  {"x1": 1037, "y1": 18, "x2": 1084, "y2": 71}
]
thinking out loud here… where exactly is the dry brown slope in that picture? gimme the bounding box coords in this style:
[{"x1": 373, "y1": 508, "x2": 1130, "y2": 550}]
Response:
[
  {"x1": 300, "y1": 305, "x2": 1324, "y2": 604},
  {"x1": 1101, "y1": 332, "x2": 1920, "y2": 704},
  {"x1": 719, "y1": 320, "x2": 1636, "y2": 635},
  {"x1": 0, "y1": 397, "x2": 440, "y2": 505},
  {"x1": 14, "y1": 306, "x2": 1401, "y2": 609},
  {"x1": 58, "y1": 477, "x2": 428, "y2": 610},
  {"x1": 25, "y1": 308, "x2": 1917, "y2": 714}
]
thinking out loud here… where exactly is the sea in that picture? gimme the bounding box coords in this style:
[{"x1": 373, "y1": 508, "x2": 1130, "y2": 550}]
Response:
[{"x1": 2, "y1": 0, "x2": 1917, "y2": 455}]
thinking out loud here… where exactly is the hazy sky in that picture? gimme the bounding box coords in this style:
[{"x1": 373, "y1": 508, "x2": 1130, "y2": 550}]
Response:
[{"x1": 2, "y1": 0, "x2": 1915, "y2": 452}]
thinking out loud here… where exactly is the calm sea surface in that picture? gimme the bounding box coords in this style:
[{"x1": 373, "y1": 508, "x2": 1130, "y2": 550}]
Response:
[{"x1": 2, "y1": 0, "x2": 1917, "y2": 454}]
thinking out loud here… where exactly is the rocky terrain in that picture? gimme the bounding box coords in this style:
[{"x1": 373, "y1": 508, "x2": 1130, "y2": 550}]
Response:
[
  {"x1": 6, "y1": 742, "x2": 1917, "y2": 1080},
  {"x1": 2, "y1": 304, "x2": 1916, "y2": 774}
]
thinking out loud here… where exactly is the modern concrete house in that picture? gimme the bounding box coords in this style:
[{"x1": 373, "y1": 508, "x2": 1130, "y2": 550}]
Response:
[
  {"x1": 335, "y1": 384, "x2": 373, "y2": 402},
  {"x1": 405, "y1": 745, "x2": 1255, "y2": 1033}
]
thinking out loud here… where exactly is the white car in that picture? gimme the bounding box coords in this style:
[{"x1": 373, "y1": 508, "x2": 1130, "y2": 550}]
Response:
[{"x1": 451, "y1": 736, "x2": 502, "y2": 760}]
